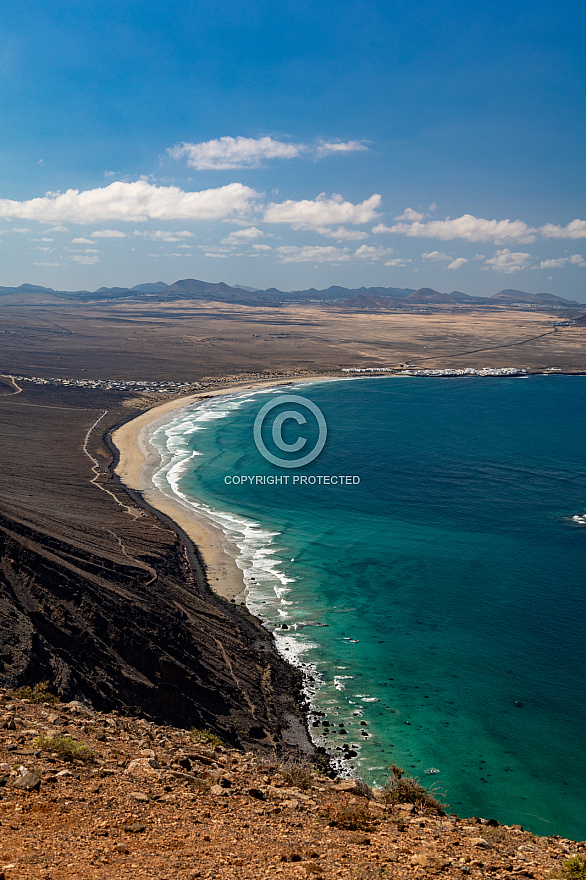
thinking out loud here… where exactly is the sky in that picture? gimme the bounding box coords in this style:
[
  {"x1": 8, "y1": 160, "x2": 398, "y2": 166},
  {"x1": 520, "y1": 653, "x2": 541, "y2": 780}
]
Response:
[{"x1": 1, "y1": 0, "x2": 585, "y2": 298}]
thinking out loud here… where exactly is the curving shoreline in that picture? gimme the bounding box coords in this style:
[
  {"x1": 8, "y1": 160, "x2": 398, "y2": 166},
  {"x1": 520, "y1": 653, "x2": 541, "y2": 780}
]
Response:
[{"x1": 111, "y1": 374, "x2": 340, "y2": 603}]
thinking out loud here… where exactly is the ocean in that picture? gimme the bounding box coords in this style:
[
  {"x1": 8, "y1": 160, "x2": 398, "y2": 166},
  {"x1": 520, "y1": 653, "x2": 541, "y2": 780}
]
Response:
[{"x1": 147, "y1": 375, "x2": 586, "y2": 840}]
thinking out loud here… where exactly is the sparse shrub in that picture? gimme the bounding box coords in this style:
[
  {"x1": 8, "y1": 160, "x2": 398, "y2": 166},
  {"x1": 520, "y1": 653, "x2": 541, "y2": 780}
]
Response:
[
  {"x1": 280, "y1": 759, "x2": 314, "y2": 790},
  {"x1": 13, "y1": 681, "x2": 59, "y2": 706},
  {"x1": 188, "y1": 727, "x2": 224, "y2": 748},
  {"x1": 322, "y1": 795, "x2": 375, "y2": 830},
  {"x1": 562, "y1": 856, "x2": 586, "y2": 879},
  {"x1": 34, "y1": 735, "x2": 95, "y2": 764},
  {"x1": 381, "y1": 764, "x2": 445, "y2": 815}
]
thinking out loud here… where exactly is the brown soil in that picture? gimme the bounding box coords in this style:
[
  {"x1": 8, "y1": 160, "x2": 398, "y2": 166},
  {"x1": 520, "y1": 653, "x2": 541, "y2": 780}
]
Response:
[{"x1": 1, "y1": 691, "x2": 583, "y2": 880}]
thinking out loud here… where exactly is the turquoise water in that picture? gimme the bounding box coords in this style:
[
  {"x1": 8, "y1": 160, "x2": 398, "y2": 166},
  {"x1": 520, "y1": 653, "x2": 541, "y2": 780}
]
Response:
[{"x1": 148, "y1": 376, "x2": 586, "y2": 840}]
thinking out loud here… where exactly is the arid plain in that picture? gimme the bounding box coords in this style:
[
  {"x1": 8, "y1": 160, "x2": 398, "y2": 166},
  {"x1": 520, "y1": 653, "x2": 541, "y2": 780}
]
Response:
[{"x1": 1, "y1": 295, "x2": 586, "y2": 383}]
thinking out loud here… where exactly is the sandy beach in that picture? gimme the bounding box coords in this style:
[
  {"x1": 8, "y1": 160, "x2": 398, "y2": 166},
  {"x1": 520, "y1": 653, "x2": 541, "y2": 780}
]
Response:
[{"x1": 112, "y1": 374, "x2": 340, "y2": 602}]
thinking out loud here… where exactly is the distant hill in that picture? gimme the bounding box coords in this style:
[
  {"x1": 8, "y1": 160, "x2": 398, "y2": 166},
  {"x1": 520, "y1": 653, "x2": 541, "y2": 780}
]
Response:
[
  {"x1": 130, "y1": 282, "x2": 169, "y2": 293},
  {"x1": 490, "y1": 289, "x2": 579, "y2": 305},
  {"x1": 0, "y1": 279, "x2": 581, "y2": 308},
  {"x1": 404, "y1": 287, "x2": 475, "y2": 304}
]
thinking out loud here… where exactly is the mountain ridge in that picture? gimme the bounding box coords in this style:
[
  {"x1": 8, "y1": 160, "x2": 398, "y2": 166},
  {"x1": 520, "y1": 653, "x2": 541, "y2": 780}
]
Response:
[{"x1": 0, "y1": 278, "x2": 580, "y2": 306}]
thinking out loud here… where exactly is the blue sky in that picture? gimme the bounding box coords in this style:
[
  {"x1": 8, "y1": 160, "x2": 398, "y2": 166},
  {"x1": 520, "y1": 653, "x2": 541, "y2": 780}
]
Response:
[{"x1": 1, "y1": 0, "x2": 585, "y2": 297}]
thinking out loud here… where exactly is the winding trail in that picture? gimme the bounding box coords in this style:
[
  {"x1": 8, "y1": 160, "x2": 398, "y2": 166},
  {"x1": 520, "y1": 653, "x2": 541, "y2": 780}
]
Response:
[
  {"x1": 0, "y1": 374, "x2": 22, "y2": 395},
  {"x1": 82, "y1": 409, "x2": 158, "y2": 585}
]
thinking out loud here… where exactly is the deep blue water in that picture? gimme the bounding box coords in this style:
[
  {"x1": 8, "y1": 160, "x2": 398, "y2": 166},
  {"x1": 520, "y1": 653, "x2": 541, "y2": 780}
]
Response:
[{"x1": 149, "y1": 376, "x2": 586, "y2": 839}]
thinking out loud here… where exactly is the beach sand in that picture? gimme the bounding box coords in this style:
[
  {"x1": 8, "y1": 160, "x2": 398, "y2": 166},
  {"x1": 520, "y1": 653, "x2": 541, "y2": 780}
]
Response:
[{"x1": 112, "y1": 375, "x2": 339, "y2": 602}]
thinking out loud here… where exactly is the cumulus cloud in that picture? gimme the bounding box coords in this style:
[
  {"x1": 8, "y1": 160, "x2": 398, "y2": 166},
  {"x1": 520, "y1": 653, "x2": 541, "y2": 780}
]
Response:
[
  {"x1": 264, "y1": 193, "x2": 381, "y2": 230},
  {"x1": 71, "y1": 255, "x2": 100, "y2": 265},
  {"x1": 275, "y1": 245, "x2": 351, "y2": 263},
  {"x1": 540, "y1": 219, "x2": 586, "y2": 239},
  {"x1": 221, "y1": 226, "x2": 265, "y2": 244},
  {"x1": 539, "y1": 254, "x2": 586, "y2": 269},
  {"x1": 484, "y1": 249, "x2": 531, "y2": 273},
  {"x1": 133, "y1": 230, "x2": 195, "y2": 242},
  {"x1": 375, "y1": 214, "x2": 537, "y2": 244},
  {"x1": 168, "y1": 135, "x2": 367, "y2": 169},
  {"x1": 422, "y1": 250, "x2": 452, "y2": 261},
  {"x1": 395, "y1": 207, "x2": 424, "y2": 221},
  {"x1": 72, "y1": 237, "x2": 93, "y2": 244},
  {"x1": 0, "y1": 180, "x2": 259, "y2": 224},
  {"x1": 318, "y1": 226, "x2": 368, "y2": 241},
  {"x1": 46, "y1": 225, "x2": 68, "y2": 232},
  {"x1": 354, "y1": 244, "x2": 395, "y2": 260},
  {"x1": 447, "y1": 257, "x2": 468, "y2": 270},
  {"x1": 375, "y1": 212, "x2": 586, "y2": 244},
  {"x1": 91, "y1": 229, "x2": 127, "y2": 238},
  {"x1": 313, "y1": 139, "x2": 368, "y2": 157},
  {"x1": 384, "y1": 257, "x2": 412, "y2": 267}
]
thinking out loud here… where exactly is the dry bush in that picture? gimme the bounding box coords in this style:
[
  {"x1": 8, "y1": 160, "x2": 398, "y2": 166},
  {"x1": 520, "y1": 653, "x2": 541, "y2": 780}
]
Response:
[
  {"x1": 381, "y1": 764, "x2": 445, "y2": 815},
  {"x1": 280, "y1": 758, "x2": 315, "y2": 790},
  {"x1": 322, "y1": 795, "x2": 375, "y2": 830}
]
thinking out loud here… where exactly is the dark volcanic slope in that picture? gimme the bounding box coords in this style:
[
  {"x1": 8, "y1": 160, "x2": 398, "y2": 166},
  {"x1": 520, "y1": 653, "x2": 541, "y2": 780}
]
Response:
[{"x1": 0, "y1": 383, "x2": 312, "y2": 756}]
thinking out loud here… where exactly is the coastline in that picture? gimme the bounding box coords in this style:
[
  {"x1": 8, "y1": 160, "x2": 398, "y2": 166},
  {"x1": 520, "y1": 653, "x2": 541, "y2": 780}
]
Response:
[{"x1": 112, "y1": 373, "x2": 341, "y2": 603}]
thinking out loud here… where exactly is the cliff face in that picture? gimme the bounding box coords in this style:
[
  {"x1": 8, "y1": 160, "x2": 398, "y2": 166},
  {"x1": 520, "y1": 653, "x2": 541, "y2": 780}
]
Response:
[{"x1": 0, "y1": 384, "x2": 313, "y2": 756}]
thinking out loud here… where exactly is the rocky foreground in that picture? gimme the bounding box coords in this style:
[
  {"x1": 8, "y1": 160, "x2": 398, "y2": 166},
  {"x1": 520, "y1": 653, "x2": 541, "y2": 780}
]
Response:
[{"x1": 0, "y1": 690, "x2": 584, "y2": 880}]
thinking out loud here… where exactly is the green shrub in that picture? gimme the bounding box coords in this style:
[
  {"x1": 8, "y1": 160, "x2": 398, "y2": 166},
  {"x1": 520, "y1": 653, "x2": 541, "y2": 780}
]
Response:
[
  {"x1": 34, "y1": 735, "x2": 95, "y2": 764},
  {"x1": 188, "y1": 727, "x2": 224, "y2": 748},
  {"x1": 381, "y1": 764, "x2": 445, "y2": 815},
  {"x1": 13, "y1": 681, "x2": 59, "y2": 706},
  {"x1": 562, "y1": 856, "x2": 586, "y2": 879}
]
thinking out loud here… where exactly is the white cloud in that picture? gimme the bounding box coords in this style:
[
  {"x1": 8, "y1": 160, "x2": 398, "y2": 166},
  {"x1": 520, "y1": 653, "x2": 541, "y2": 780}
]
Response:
[
  {"x1": 71, "y1": 255, "x2": 100, "y2": 265},
  {"x1": 540, "y1": 219, "x2": 586, "y2": 239},
  {"x1": 484, "y1": 249, "x2": 531, "y2": 273},
  {"x1": 72, "y1": 237, "x2": 93, "y2": 244},
  {"x1": 205, "y1": 252, "x2": 230, "y2": 258},
  {"x1": 168, "y1": 135, "x2": 367, "y2": 169},
  {"x1": 318, "y1": 226, "x2": 368, "y2": 240},
  {"x1": 91, "y1": 229, "x2": 127, "y2": 238},
  {"x1": 384, "y1": 257, "x2": 412, "y2": 267},
  {"x1": 395, "y1": 207, "x2": 424, "y2": 221},
  {"x1": 264, "y1": 193, "x2": 381, "y2": 230},
  {"x1": 0, "y1": 180, "x2": 259, "y2": 224},
  {"x1": 539, "y1": 254, "x2": 586, "y2": 269},
  {"x1": 34, "y1": 261, "x2": 60, "y2": 266},
  {"x1": 313, "y1": 139, "x2": 368, "y2": 157},
  {"x1": 221, "y1": 226, "x2": 265, "y2": 244},
  {"x1": 447, "y1": 257, "x2": 468, "y2": 270},
  {"x1": 422, "y1": 250, "x2": 452, "y2": 261},
  {"x1": 177, "y1": 243, "x2": 193, "y2": 249},
  {"x1": 46, "y1": 225, "x2": 68, "y2": 232},
  {"x1": 375, "y1": 214, "x2": 537, "y2": 244},
  {"x1": 275, "y1": 245, "x2": 351, "y2": 263},
  {"x1": 133, "y1": 230, "x2": 195, "y2": 242},
  {"x1": 253, "y1": 243, "x2": 272, "y2": 251},
  {"x1": 169, "y1": 136, "x2": 301, "y2": 170},
  {"x1": 354, "y1": 244, "x2": 395, "y2": 260}
]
